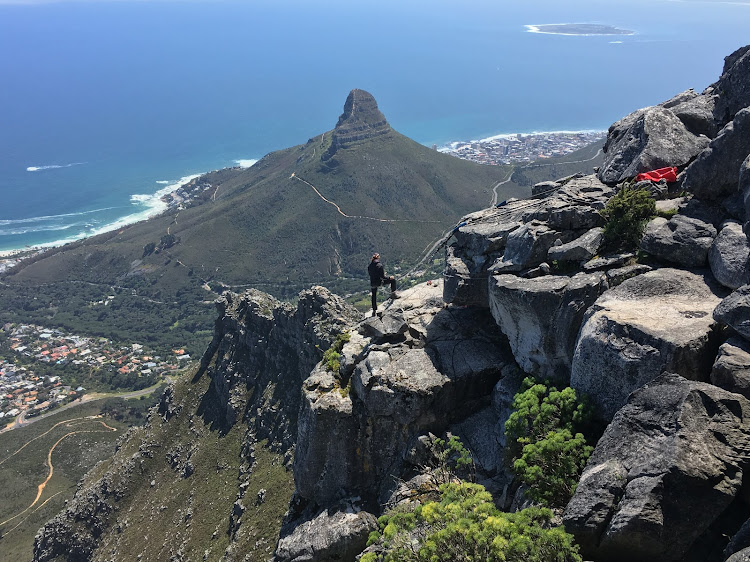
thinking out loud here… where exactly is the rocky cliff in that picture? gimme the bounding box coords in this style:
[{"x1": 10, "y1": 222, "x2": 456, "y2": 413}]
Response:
[{"x1": 32, "y1": 44, "x2": 750, "y2": 562}]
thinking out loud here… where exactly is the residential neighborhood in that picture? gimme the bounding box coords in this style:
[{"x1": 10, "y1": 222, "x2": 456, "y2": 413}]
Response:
[{"x1": 0, "y1": 323, "x2": 187, "y2": 422}]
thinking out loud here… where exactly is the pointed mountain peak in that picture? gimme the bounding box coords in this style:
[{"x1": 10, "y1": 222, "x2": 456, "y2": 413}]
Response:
[{"x1": 335, "y1": 89, "x2": 389, "y2": 130}]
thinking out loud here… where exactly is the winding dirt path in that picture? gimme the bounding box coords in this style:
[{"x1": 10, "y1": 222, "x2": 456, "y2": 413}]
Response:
[{"x1": 0, "y1": 419, "x2": 117, "y2": 531}]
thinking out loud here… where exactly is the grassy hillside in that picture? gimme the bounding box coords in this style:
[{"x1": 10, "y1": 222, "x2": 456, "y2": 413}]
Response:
[{"x1": 0, "y1": 400, "x2": 130, "y2": 562}]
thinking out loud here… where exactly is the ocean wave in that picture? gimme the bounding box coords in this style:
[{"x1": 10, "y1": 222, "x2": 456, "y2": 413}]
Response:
[
  {"x1": 234, "y1": 159, "x2": 258, "y2": 168},
  {"x1": 155, "y1": 180, "x2": 171, "y2": 184},
  {"x1": 0, "y1": 207, "x2": 118, "y2": 227},
  {"x1": 0, "y1": 222, "x2": 84, "y2": 236},
  {"x1": 26, "y1": 162, "x2": 85, "y2": 172},
  {"x1": 525, "y1": 23, "x2": 635, "y2": 37}
]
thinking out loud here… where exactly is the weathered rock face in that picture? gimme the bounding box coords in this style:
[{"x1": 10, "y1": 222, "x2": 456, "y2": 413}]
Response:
[
  {"x1": 294, "y1": 281, "x2": 515, "y2": 508},
  {"x1": 322, "y1": 89, "x2": 392, "y2": 161},
  {"x1": 275, "y1": 503, "x2": 377, "y2": 562},
  {"x1": 200, "y1": 287, "x2": 359, "y2": 452},
  {"x1": 547, "y1": 227, "x2": 604, "y2": 263},
  {"x1": 444, "y1": 175, "x2": 613, "y2": 307},
  {"x1": 639, "y1": 214, "x2": 717, "y2": 267},
  {"x1": 570, "y1": 269, "x2": 724, "y2": 420},
  {"x1": 488, "y1": 272, "x2": 608, "y2": 382},
  {"x1": 715, "y1": 285, "x2": 750, "y2": 341},
  {"x1": 741, "y1": 154, "x2": 750, "y2": 226},
  {"x1": 712, "y1": 337, "x2": 750, "y2": 400},
  {"x1": 682, "y1": 108, "x2": 750, "y2": 201},
  {"x1": 564, "y1": 374, "x2": 750, "y2": 562},
  {"x1": 598, "y1": 106, "x2": 710, "y2": 185},
  {"x1": 661, "y1": 88, "x2": 719, "y2": 138},
  {"x1": 712, "y1": 45, "x2": 750, "y2": 126},
  {"x1": 709, "y1": 221, "x2": 750, "y2": 289}
]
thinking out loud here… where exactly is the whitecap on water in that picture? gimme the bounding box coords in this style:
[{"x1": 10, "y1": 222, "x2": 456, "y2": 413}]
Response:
[{"x1": 26, "y1": 162, "x2": 85, "y2": 172}]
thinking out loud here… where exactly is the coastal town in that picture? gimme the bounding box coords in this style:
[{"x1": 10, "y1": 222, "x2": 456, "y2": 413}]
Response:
[
  {"x1": 0, "y1": 322, "x2": 187, "y2": 424},
  {"x1": 438, "y1": 130, "x2": 606, "y2": 166}
]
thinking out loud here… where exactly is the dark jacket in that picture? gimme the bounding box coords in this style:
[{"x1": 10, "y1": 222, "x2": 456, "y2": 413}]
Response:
[{"x1": 368, "y1": 259, "x2": 385, "y2": 285}]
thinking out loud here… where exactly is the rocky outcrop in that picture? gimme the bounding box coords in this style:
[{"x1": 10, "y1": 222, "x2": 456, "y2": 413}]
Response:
[
  {"x1": 444, "y1": 175, "x2": 613, "y2": 307},
  {"x1": 712, "y1": 337, "x2": 750, "y2": 400},
  {"x1": 547, "y1": 227, "x2": 604, "y2": 263},
  {"x1": 661, "y1": 88, "x2": 719, "y2": 138},
  {"x1": 564, "y1": 374, "x2": 750, "y2": 562},
  {"x1": 294, "y1": 281, "x2": 514, "y2": 508},
  {"x1": 322, "y1": 89, "x2": 392, "y2": 162},
  {"x1": 712, "y1": 45, "x2": 750, "y2": 126},
  {"x1": 570, "y1": 269, "x2": 724, "y2": 420},
  {"x1": 709, "y1": 221, "x2": 750, "y2": 289},
  {"x1": 597, "y1": 106, "x2": 710, "y2": 185},
  {"x1": 488, "y1": 272, "x2": 608, "y2": 382},
  {"x1": 715, "y1": 285, "x2": 750, "y2": 341},
  {"x1": 275, "y1": 502, "x2": 377, "y2": 562},
  {"x1": 682, "y1": 108, "x2": 750, "y2": 201},
  {"x1": 639, "y1": 214, "x2": 717, "y2": 267}
]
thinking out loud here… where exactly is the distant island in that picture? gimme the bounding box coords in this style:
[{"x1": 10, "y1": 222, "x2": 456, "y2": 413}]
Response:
[{"x1": 526, "y1": 23, "x2": 635, "y2": 36}]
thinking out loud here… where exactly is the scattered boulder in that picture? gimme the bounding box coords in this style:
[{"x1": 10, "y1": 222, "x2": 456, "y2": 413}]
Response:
[
  {"x1": 709, "y1": 221, "x2": 750, "y2": 289},
  {"x1": 564, "y1": 373, "x2": 750, "y2": 562},
  {"x1": 661, "y1": 89, "x2": 719, "y2": 138},
  {"x1": 598, "y1": 106, "x2": 710, "y2": 185},
  {"x1": 570, "y1": 268, "x2": 724, "y2": 420},
  {"x1": 489, "y1": 272, "x2": 608, "y2": 382},
  {"x1": 682, "y1": 108, "x2": 750, "y2": 201},
  {"x1": 715, "y1": 285, "x2": 750, "y2": 342},
  {"x1": 582, "y1": 253, "x2": 634, "y2": 272},
  {"x1": 640, "y1": 214, "x2": 717, "y2": 267},
  {"x1": 274, "y1": 504, "x2": 378, "y2": 562},
  {"x1": 712, "y1": 337, "x2": 750, "y2": 400},
  {"x1": 547, "y1": 227, "x2": 604, "y2": 263}
]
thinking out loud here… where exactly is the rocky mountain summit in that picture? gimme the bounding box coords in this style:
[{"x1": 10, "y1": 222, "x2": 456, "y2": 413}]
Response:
[{"x1": 31, "y1": 45, "x2": 750, "y2": 562}]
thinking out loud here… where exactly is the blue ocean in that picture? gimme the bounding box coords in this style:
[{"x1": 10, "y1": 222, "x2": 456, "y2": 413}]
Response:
[{"x1": 1, "y1": 0, "x2": 748, "y2": 251}]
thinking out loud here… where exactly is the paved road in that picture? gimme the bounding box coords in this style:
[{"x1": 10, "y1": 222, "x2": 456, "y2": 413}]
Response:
[{"x1": 0, "y1": 377, "x2": 172, "y2": 434}]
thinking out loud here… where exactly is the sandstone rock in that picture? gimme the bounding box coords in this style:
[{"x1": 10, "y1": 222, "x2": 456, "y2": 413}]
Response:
[
  {"x1": 710, "y1": 221, "x2": 750, "y2": 289},
  {"x1": 640, "y1": 215, "x2": 717, "y2": 267},
  {"x1": 728, "y1": 548, "x2": 750, "y2": 562},
  {"x1": 712, "y1": 45, "x2": 750, "y2": 126},
  {"x1": 655, "y1": 197, "x2": 687, "y2": 214},
  {"x1": 726, "y1": 518, "x2": 750, "y2": 560},
  {"x1": 547, "y1": 227, "x2": 603, "y2": 263},
  {"x1": 443, "y1": 244, "x2": 490, "y2": 307},
  {"x1": 741, "y1": 154, "x2": 750, "y2": 226},
  {"x1": 275, "y1": 504, "x2": 377, "y2": 562},
  {"x1": 682, "y1": 108, "x2": 750, "y2": 201},
  {"x1": 582, "y1": 253, "x2": 634, "y2": 271},
  {"x1": 605, "y1": 263, "x2": 652, "y2": 287},
  {"x1": 491, "y1": 364, "x2": 525, "y2": 450},
  {"x1": 571, "y1": 269, "x2": 724, "y2": 420},
  {"x1": 490, "y1": 220, "x2": 559, "y2": 273},
  {"x1": 598, "y1": 106, "x2": 710, "y2": 185},
  {"x1": 679, "y1": 197, "x2": 730, "y2": 229},
  {"x1": 532, "y1": 180, "x2": 560, "y2": 197},
  {"x1": 715, "y1": 285, "x2": 750, "y2": 341},
  {"x1": 664, "y1": 90, "x2": 719, "y2": 138},
  {"x1": 564, "y1": 373, "x2": 750, "y2": 562},
  {"x1": 294, "y1": 282, "x2": 514, "y2": 506},
  {"x1": 489, "y1": 272, "x2": 608, "y2": 382}
]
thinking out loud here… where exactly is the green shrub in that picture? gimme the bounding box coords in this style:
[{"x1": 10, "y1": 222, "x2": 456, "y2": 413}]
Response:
[
  {"x1": 321, "y1": 331, "x2": 351, "y2": 373},
  {"x1": 365, "y1": 482, "x2": 582, "y2": 562},
  {"x1": 430, "y1": 435, "x2": 474, "y2": 485},
  {"x1": 601, "y1": 184, "x2": 655, "y2": 250},
  {"x1": 505, "y1": 378, "x2": 593, "y2": 507}
]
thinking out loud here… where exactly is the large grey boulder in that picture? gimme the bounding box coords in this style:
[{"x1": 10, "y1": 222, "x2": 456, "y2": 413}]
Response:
[
  {"x1": 294, "y1": 282, "x2": 514, "y2": 507},
  {"x1": 709, "y1": 221, "x2": 750, "y2": 289},
  {"x1": 728, "y1": 549, "x2": 750, "y2": 562},
  {"x1": 490, "y1": 220, "x2": 559, "y2": 273},
  {"x1": 715, "y1": 285, "x2": 750, "y2": 341},
  {"x1": 275, "y1": 504, "x2": 378, "y2": 562},
  {"x1": 547, "y1": 227, "x2": 604, "y2": 263},
  {"x1": 712, "y1": 45, "x2": 750, "y2": 126},
  {"x1": 571, "y1": 269, "x2": 724, "y2": 420},
  {"x1": 489, "y1": 272, "x2": 608, "y2": 382},
  {"x1": 564, "y1": 373, "x2": 750, "y2": 562},
  {"x1": 661, "y1": 89, "x2": 719, "y2": 138},
  {"x1": 640, "y1": 214, "x2": 717, "y2": 267},
  {"x1": 682, "y1": 108, "x2": 750, "y2": 201},
  {"x1": 712, "y1": 337, "x2": 750, "y2": 400},
  {"x1": 598, "y1": 106, "x2": 710, "y2": 185}
]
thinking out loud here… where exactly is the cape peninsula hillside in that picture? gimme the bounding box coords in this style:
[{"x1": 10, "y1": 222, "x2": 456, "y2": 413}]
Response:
[{"x1": 28, "y1": 44, "x2": 750, "y2": 562}]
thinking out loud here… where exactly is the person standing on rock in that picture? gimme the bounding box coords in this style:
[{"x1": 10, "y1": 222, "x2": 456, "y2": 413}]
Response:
[{"x1": 368, "y1": 253, "x2": 398, "y2": 315}]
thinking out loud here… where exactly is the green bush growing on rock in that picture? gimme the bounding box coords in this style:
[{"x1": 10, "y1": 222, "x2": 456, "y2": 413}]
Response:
[
  {"x1": 505, "y1": 378, "x2": 593, "y2": 507},
  {"x1": 431, "y1": 435, "x2": 475, "y2": 485},
  {"x1": 321, "y1": 331, "x2": 351, "y2": 373},
  {"x1": 362, "y1": 481, "x2": 582, "y2": 562},
  {"x1": 601, "y1": 184, "x2": 655, "y2": 250}
]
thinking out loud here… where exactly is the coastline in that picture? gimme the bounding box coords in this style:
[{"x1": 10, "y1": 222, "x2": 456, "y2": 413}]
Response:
[{"x1": 0, "y1": 158, "x2": 259, "y2": 258}]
